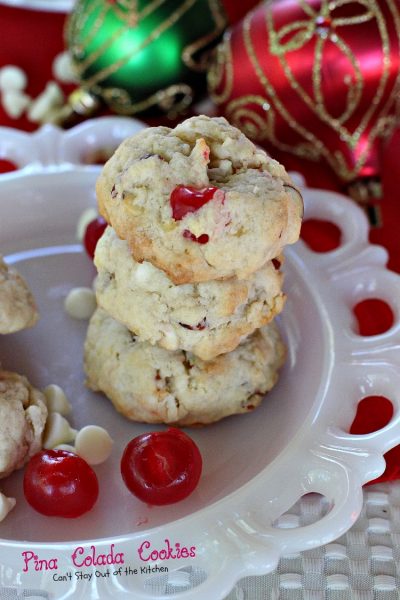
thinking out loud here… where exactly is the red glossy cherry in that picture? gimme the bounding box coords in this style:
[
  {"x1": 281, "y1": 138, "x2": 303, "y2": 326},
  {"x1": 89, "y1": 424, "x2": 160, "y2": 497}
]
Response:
[
  {"x1": 120, "y1": 428, "x2": 202, "y2": 505},
  {"x1": 84, "y1": 216, "x2": 107, "y2": 259},
  {"x1": 170, "y1": 185, "x2": 220, "y2": 221},
  {"x1": 23, "y1": 450, "x2": 99, "y2": 518},
  {"x1": 0, "y1": 159, "x2": 17, "y2": 173}
]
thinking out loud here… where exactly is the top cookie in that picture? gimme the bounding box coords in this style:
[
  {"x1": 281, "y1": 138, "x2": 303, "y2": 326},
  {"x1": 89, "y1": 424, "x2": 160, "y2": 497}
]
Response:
[{"x1": 96, "y1": 115, "x2": 303, "y2": 284}]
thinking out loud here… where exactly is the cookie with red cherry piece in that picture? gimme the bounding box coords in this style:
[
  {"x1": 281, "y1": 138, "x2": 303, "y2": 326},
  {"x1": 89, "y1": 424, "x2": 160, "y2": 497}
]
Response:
[
  {"x1": 94, "y1": 226, "x2": 285, "y2": 360},
  {"x1": 96, "y1": 115, "x2": 303, "y2": 284},
  {"x1": 84, "y1": 308, "x2": 286, "y2": 426},
  {"x1": 0, "y1": 255, "x2": 38, "y2": 334}
]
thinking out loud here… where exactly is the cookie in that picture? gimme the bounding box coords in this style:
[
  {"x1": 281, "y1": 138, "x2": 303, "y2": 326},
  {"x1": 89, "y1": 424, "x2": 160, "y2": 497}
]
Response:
[
  {"x1": 0, "y1": 256, "x2": 38, "y2": 334},
  {"x1": 84, "y1": 308, "x2": 286, "y2": 426},
  {"x1": 94, "y1": 226, "x2": 285, "y2": 360},
  {"x1": 96, "y1": 115, "x2": 303, "y2": 284},
  {"x1": 0, "y1": 370, "x2": 47, "y2": 479}
]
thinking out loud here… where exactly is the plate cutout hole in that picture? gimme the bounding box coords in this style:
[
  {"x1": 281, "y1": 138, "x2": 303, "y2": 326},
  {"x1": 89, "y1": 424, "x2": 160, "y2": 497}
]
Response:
[
  {"x1": 0, "y1": 158, "x2": 18, "y2": 173},
  {"x1": 144, "y1": 566, "x2": 207, "y2": 595},
  {"x1": 273, "y1": 493, "x2": 332, "y2": 529},
  {"x1": 350, "y1": 396, "x2": 393, "y2": 435},
  {"x1": 353, "y1": 298, "x2": 394, "y2": 336},
  {"x1": 300, "y1": 219, "x2": 341, "y2": 252}
]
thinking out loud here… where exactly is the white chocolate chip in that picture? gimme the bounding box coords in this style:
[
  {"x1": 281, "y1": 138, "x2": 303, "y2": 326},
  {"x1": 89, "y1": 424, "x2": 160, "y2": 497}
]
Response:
[
  {"x1": 43, "y1": 384, "x2": 72, "y2": 416},
  {"x1": 160, "y1": 326, "x2": 178, "y2": 350},
  {"x1": 134, "y1": 262, "x2": 155, "y2": 284},
  {"x1": 76, "y1": 207, "x2": 98, "y2": 241},
  {"x1": 75, "y1": 425, "x2": 113, "y2": 465},
  {"x1": 53, "y1": 444, "x2": 76, "y2": 453},
  {"x1": 52, "y1": 51, "x2": 78, "y2": 84},
  {"x1": 1, "y1": 90, "x2": 31, "y2": 119},
  {"x1": 43, "y1": 412, "x2": 77, "y2": 449},
  {"x1": 27, "y1": 81, "x2": 64, "y2": 123},
  {"x1": 0, "y1": 493, "x2": 16, "y2": 522},
  {"x1": 0, "y1": 65, "x2": 27, "y2": 92},
  {"x1": 64, "y1": 287, "x2": 96, "y2": 320}
]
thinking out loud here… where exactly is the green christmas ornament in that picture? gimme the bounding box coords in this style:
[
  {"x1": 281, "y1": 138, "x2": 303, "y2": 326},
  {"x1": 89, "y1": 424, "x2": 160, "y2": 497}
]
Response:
[{"x1": 66, "y1": 0, "x2": 228, "y2": 117}]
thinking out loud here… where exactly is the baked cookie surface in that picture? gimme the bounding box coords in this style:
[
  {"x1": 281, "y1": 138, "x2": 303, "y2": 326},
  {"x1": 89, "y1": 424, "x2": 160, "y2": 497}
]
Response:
[
  {"x1": 0, "y1": 256, "x2": 38, "y2": 334},
  {"x1": 84, "y1": 308, "x2": 286, "y2": 426},
  {"x1": 94, "y1": 226, "x2": 285, "y2": 360},
  {"x1": 0, "y1": 370, "x2": 47, "y2": 479},
  {"x1": 96, "y1": 115, "x2": 303, "y2": 284}
]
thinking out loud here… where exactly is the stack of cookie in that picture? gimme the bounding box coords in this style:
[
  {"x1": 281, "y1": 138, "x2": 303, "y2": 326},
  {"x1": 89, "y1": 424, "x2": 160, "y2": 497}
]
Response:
[{"x1": 84, "y1": 116, "x2": 303, "y2": 426}]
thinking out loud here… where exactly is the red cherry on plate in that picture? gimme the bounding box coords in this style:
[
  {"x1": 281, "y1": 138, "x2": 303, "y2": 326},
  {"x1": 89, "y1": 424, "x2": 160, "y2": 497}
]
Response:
[
  {"x1": 23, "y1": 450, "x2": 99, "y2": 518},
  {"x1": 120, "y1": 428, "x2": 202, "y2": 505},
  {"x1": 0, "y1": 159, "x2": 17, "y2": 173},
  {"x1": 170, "y1": 185, "x2": 220, "y2": 221},
  {"x1": 84, "y1": 216, "x2": 107, "y2": 259}
]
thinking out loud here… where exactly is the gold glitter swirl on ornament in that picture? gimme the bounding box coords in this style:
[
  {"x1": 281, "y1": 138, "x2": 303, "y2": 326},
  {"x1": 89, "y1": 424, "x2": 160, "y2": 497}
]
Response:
[
  {"x1": 225, "y1": 96, "x2": 271, "y2": 141},
  {"x1": 298, "y1": 0, "x2": 317, "y2": 19},
  {"x1": 67, "y1": 0, "x2": 133, "y2": 74},
  {"x1": 350, "y1": 2, "x2": 390, "y2": 139},
  {"x1": 268, "y1": 19, "x2": 314, "y2": 54},
  {"x1": 208, "y1": 32, "x2": 234, "y2": 104},
  {"x1": 101, "y1": 83, "x2": 194, "y2": 116},
  {"x1": 106, "y1": 0, "x2": 139, "y2": 24},
  {"x1": 67, "y1": 0, "x2": 227, "y2": 117},
  {"x1": 66, "y1": 0, "x2": 110, "y2": 59},
  {"x1": 357, "y1": 0, "x2": 400, "y2": 144},
  {"x1": 208, "y1": 0, "x2": 226, "y2": 26},
  {"x1": 181, "y1": 0, "x2": 227, "y2": 71},
  {"x1": 117, "y1": 0, "x2": 138, "y2": 10},
  {"x1": 85, "y1": 0, "x2": 198, "y2": 88},
  {"x1": 313, "y1": 33, "x2": 363, "y2": 128},
  {"x1": 267, "y1": 0, "x2": 379, "y2": 143},
  {"x1": 225, "y1": 95, "x2": 322, "y2": 160},
  {"x1": 139, "y1": 0, "x2": 170, "y2": 20},
  {"x1": 242, "y1": 11, "x2": 327, "y2": 158},
  {"x1": 267, "y1": 0, "x2": 397, "y2": 170},
  {"x1": 69, "y1": 0, "x2": 197, "y2": 85},
  {"x1": 238, "y1": 0, "x2": 400, "y2": 182}
]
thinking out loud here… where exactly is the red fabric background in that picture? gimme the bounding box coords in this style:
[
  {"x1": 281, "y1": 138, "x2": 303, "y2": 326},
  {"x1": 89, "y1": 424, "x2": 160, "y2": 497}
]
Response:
[{"x1": 0, "y1": 5, "x2": 399, "y2": 483}]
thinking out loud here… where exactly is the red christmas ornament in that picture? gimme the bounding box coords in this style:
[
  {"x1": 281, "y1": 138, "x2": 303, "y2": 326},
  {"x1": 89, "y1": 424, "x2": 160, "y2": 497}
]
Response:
[
  {"x1": 220, "y1": 0, "x2": 261, "y2": 26},
  {"x1": 208, "y1": 0, "x2": 400, "y2": 192}
]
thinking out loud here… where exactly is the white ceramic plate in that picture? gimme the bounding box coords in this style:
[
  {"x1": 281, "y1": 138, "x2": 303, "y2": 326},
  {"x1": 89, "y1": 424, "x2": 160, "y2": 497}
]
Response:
[
  {"x1": 0, "y1": 0, "x2": 74, "y2": 12},
  {"x1": 0, "y1": 118, "x2": 400, "y2": 600}
]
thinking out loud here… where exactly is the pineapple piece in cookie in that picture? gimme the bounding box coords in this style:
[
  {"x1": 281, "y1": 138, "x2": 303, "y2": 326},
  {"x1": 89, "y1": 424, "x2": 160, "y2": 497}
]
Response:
[{"x1": 0, "y1": 255, "x2": 38, "y2": 334}]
